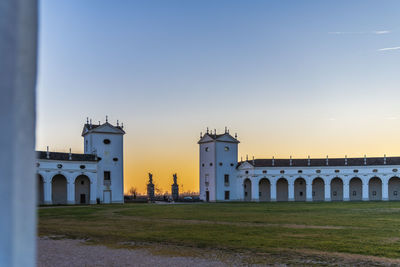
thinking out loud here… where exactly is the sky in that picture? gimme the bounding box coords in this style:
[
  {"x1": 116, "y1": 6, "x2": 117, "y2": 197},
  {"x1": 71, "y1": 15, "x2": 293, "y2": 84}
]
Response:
[{"x1": 37, "y1": 0, "x2": 400, "y2": 194}]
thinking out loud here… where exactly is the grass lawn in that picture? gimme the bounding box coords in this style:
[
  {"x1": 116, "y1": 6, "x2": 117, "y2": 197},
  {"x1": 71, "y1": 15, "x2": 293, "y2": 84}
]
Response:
[{"x1": 38, "y1": 202, "x2": 400, "y2": 261}]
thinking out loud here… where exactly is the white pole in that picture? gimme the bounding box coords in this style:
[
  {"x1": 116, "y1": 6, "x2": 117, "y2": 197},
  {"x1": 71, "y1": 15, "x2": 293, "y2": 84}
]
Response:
[{"x1": 0, "y1": 1, "x2": 38, "y2": 266}]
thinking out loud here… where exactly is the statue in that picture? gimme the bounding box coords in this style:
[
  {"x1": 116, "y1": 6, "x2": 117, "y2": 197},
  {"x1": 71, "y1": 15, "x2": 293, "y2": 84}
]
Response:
[
  {"x1": 171, "y1": 173, "x2": 179, "y2": 201},
  {"x1": 147, "y1": 173, "x2": 155, "y2": 202}
]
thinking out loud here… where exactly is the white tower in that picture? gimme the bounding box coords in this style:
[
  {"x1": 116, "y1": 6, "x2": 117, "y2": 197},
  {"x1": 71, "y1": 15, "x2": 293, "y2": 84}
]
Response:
[
  {"x1": 82, "y1": 118, "x2": 125, "y2": 203},
  {"x1": 198, "y1": 128, "x2": 239, "y2": 202}
]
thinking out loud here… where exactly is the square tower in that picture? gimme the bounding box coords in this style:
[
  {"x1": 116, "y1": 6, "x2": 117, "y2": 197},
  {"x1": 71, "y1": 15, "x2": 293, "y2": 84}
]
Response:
[
  {"x1": 198, "y1": 129, "x2": 239, "y2": 202},
  {"x1": 82, "y1": 120, "x2": 125, "y2": 203}
]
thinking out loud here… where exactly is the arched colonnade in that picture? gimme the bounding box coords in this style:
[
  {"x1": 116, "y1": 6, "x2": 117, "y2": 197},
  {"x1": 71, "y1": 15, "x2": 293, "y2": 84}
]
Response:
[
  {"x1": 37, "y1": 171, "x2": 96, "y2": 205},
  {"x1": 242, "y1": 176, "x2": 400, "y2": 202}
]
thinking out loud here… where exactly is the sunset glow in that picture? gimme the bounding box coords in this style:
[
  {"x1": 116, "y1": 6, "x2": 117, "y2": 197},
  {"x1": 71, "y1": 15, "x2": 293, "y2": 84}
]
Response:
[{"x1": 37, "y1": 0, "x2": 400, "y2": 194}]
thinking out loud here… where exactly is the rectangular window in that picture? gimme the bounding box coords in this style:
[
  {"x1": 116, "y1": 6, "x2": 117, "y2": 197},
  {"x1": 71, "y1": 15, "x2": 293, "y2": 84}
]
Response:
[
  {"x1": 224, "y1": 191, "x2": 230, "y2": 200},
  {"x1": 104, "y1": 171, "x2": 111, "y2": 180},
  {"x1": 224, "y1": 174, "x2": 229, "y2": 185}
]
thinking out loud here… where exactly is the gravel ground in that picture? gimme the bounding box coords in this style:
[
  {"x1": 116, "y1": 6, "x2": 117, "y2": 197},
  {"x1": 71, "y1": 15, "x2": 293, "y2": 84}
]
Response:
[
  {"x1": 37, "y1": 237, "x2": 232, "y2": 267},
  {"x1": 38, "y1": 237, "x2": 400, "y2": 266}
]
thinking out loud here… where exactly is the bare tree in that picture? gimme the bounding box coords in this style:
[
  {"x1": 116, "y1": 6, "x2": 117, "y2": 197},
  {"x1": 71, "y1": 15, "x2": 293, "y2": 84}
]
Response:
[{"x1": 127, "y1": 186, "x2": 137, "y2": 199}]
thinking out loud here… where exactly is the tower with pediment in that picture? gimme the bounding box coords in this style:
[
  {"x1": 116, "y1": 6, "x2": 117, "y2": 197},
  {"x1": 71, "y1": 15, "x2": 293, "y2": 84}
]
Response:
[
  {"x1": 198, "y1": 128, "x2": 240, "y2": 202},
  {"x1": 82, "y1": 118, "x2": 125, "y2": 203}
]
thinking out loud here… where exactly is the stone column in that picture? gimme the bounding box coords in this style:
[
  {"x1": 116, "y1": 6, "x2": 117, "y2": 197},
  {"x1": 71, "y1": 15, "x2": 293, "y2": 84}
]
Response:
[
  {"x1": 43, "y1": 174, "x2": 52, "y2": 205},
  {"x1": 324, "y1": 179, "x2": 331, "y2": 201},
  {"x1": 270, "y1": 179, "x2": 277, "y2": 201},
  {"x1": 306, "y1": 181, "x2": 313, "y2": 202},
  {"x1": 251, "y1": 178, "x2": 259, "y2": 201},
  {"x1": 66, "y1": 173, "x2": 76, "y2": 205},
  {"x1": 362, "y1": 180, "x2": 369, "y2": 201},
  {"x1": 288, "y1": 180, "x2": 294, "y2": 201},
  {"x1": 382, "y1": 180, "x2": 389, "y2": 201},
  {"x1": 343, "y1": 182, "x2": 350, "y2": 201},
  {"x1": 0, "y1": 1, "x2": 38, "y2": 266}
]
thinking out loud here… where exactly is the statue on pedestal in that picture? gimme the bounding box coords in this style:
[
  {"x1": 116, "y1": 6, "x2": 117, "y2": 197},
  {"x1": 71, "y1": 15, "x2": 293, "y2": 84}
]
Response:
[
  {"x1": 147, "y1": 173, "x2": 155, "y2": 202},
  {"x1": 171, "y1": 173, "x2": 179, "y2": 201}
]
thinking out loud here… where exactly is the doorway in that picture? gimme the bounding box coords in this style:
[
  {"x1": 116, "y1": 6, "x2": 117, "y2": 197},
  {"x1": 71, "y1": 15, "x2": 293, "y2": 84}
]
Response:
[{"x1": 80, "y1": 194, "x2": 86, "y2": 204}]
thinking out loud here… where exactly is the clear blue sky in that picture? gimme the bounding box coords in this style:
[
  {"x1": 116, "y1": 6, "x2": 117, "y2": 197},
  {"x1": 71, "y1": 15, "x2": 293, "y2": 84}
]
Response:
[{"x1": 37, "y1": 0, "x2": 400, "y2": 192}]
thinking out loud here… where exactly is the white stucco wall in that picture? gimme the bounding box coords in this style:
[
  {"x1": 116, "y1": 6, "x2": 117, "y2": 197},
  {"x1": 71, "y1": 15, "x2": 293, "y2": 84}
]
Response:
[
  {"x1": 37, "y1": 159, "x2": 98, "y2": 204},
  {"x1": 84, "y1": 128, "x2": 124, "y2": 203},
  {"x1": 237, "y1": 164, "x2": 400, "y2": 202}
]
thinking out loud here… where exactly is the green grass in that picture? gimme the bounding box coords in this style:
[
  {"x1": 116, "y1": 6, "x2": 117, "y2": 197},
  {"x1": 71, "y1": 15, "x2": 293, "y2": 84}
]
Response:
[{"x1": 38, "y1": 202, "x2": 400, "y2": 259}]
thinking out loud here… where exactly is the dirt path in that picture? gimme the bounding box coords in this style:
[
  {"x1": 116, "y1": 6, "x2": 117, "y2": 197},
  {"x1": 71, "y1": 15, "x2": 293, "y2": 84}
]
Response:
[
  {"x1": 38, "y1": 237, "x2": 400, "y2": 266},
  {"x1": 37, "y1": 237, "x2": 230, "y2": 267}
]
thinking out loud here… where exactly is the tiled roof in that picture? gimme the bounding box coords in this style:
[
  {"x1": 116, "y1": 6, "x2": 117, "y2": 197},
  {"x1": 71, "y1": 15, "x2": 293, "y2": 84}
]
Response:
[
  {"x1": 206, "y1": 133, "x2": 226, "y2": 139},
  {"x1": 239, "y1": 157, "x2": 400, "y2": 168},
  {"x1": 36, "y1": 151, "x2": 98, "y2": 162},
  {"x1": 83, "y1": 123, "x2": 124, "y2": 131},
  {"x1": 198, "y1": 133, "x2": 239, "y2": 144}
]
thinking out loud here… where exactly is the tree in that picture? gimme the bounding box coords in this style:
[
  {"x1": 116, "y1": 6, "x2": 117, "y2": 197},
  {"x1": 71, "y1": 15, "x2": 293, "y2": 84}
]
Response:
[{"x1": 128, "y1": 186, "x2": 137, "y2": 199}]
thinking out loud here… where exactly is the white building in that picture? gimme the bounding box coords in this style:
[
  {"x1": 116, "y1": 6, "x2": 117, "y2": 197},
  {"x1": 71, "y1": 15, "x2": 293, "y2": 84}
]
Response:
[
  {"x1": 199, "y1": 129, "x2": 400, "y2": 202},
  {"x1": 36, "y1": 119, "x2": 125, "y2": 205}
]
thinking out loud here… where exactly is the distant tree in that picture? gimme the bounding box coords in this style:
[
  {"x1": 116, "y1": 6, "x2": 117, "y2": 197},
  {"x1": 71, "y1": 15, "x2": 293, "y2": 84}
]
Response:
[
  {"x1": 128, "y1": 186, "x2": 137, "y2": 199},
  {"x1": 155, "y1": 184, "x2": 163, "y2": 196}
]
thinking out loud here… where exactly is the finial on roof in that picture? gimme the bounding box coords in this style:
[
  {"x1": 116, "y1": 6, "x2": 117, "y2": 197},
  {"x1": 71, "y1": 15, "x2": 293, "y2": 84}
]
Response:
[
  {"x1": 384, "y1": 154, "x2": 387, "y2": 165},
  {"x1": 86, "y1": 117, "x2": 89, "y2": 124},
  {"x1": 200, "y1": 132, "x2": 202, "y2": 138},
  {"x1": 272, "y1": 156, "x2": 275, "y2": 166},
  {"x1": 308, "y1": 155, "x2": 310, "y2": 166},
  {"x1": 225, "y1": 126, "x2": 227, "y2": 133},
  {"x1": 364, "y1": 155, "x2": 367, "y2": 165},
  {"x1": 246, "y1": 154, "x2": 248, "y2": 161},
  {"x1": 326, "y1": 155, "x2": 329, "y2": 166},
  {"x1": 106, "y1": 115, "x2": 108, "y2": 123},
  {"x1": 290, "y1": 155, "x2": 292, "y2": 166},
  {"x1": 235, "y1": 133, "x2": 237, "y2": 139},
  {"x1": 89, "y1": 119, "x2": 92, "y2": 126},
  {"x1": 206, "y1": 127, "x2": 209, "y2": 134},
  {"x1": 69, "y1": 148, "x2": 72, "y2": 160},
  {"x1": 117, "y1": 120, "x2": 119, "y2": 126},
  {"x1": 99, "y1": 121, "x2": 100, "y2": 125},
  {"x1": 46, "y1": 146, "x2": 50, "y2": 159},
  {"x1": 252, "y1": 156, "x2": 255, "y2": 165},
  {"x1": 121, "y1": 122, "x2": 124, "y2": 129},
  {"x1": 345, "y1": 155, "x2": 348, "y2": 165}
]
